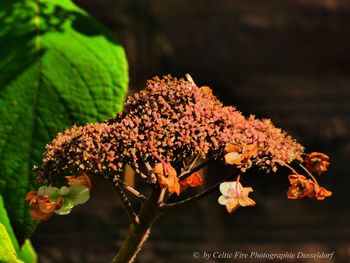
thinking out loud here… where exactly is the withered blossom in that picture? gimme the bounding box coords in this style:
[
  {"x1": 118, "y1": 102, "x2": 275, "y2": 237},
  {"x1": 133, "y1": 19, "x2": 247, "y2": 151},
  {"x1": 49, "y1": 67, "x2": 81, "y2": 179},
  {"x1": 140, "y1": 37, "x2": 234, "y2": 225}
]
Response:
[
  {"x1": 287, "y1": 174, "x2": 332, "y2": 200},
  {"x1": 180, "y1": 172, "x2": 203, "y2": 192},
  {"x1": 152, "y1": 163, "x2": 180, "y2": 195},
  {"x1": 304, "y1": 152, "x2": 330, "y2": 175},
  {"x1": 25, "y1": 191, "x2": 62, "y2": 221},
  {"x1": 224, "y1": 143, "x2": 258, "y2": 171}
]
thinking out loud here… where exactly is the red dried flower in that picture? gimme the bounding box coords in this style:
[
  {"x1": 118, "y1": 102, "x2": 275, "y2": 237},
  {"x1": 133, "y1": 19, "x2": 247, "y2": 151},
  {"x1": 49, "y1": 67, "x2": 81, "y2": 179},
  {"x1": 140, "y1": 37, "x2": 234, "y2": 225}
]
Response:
[
  {"x1": 152, "y1": 163, "x2": 180, "y2": 195},
  {"x1": 180, "y1": 172, "x2": 203, "y2": 192},
  {"x1": 304, "y1": 152, "x2": 330, "y2": 175},
  {"x1": 315, "y1": 185, "x2": 332, "y2": 200},
  {"x1": 287, "y1": 174, "x2": 332, "y2": 200},
  {"x1": 25, "y1": 191, "x2": 62, "y2": 221},
  {"x1": 287, "y1": 174, "x2": 316, "y2": 199}
]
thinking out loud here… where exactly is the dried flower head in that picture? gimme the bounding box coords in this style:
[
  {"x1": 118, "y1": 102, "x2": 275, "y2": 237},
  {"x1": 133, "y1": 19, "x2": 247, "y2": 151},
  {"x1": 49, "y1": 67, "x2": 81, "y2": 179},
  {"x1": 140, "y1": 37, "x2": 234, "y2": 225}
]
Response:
[{"x1": 35, "y1": 75, "x2": 304, "y2": 186}]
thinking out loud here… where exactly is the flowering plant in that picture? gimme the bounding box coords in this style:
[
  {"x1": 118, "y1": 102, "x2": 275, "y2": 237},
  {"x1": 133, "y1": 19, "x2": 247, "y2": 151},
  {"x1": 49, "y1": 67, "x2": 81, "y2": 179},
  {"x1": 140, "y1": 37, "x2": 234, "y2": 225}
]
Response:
[{"x1": 26, "y1": 75, "x2": 332, "y2": 262}]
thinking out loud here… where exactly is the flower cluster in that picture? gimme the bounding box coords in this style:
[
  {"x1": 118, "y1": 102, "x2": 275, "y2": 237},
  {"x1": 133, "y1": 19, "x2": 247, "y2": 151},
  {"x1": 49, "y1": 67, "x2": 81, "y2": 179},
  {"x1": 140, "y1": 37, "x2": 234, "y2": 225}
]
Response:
[
  {"x1": 35, "y1": 75, "x2": 304, "y2": 184},
  {"x1": 29, "y1": 75, "x2": 332, "y2": 218}
]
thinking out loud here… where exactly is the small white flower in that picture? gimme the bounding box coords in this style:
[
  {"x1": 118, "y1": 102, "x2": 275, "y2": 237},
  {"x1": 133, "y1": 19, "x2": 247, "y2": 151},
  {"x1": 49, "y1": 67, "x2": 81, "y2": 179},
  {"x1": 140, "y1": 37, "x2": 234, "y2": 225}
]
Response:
[{"x1": 218, "y1": 181, "x2": 256, "y2": 213}]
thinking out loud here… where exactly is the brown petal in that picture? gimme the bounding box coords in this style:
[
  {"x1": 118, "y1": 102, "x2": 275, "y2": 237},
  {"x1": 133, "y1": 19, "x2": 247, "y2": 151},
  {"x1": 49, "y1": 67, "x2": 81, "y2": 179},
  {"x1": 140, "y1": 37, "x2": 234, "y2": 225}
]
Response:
[
  {"x1": 152, "y1": 163, "x2": 180, "y2": 195},
  {"x1": 304, "y1": 152, "x2": 330, "y2": 175},
  {"x1": 238, "y1": 196, "x2": 256, "y2": 207},
  {"x1": 224, "y1": 144, "x2": 241, "y2": 153},
  {"x1": 226, "y1": 198, "x2": 239, "y2": 213},
  {"x1": 66, "y1": 174, "x2": 92, "y2": 190},
  {"x1": 29, "y1": 195, "x2": 59, "y2": 221},
  {"x1": 225, "y1": 152, "x2": 242, "y2": 165},
  {"x1": 180, "y1": 173, "x2": 203, "y2": 193},
  {"x1": 199, "y1": 86, "x2": 213, "y2": 96},
  {"x1": 240, "y1": 186, "x2": 254, "y2": 197},
  {"x1": 315, "y1": 186, "x2": 332, "y2": 200},
  {"x1": 24, "y1": 191, "x2": 38, "y2": 202},
  {"x1": 241, "y1": 144, "x2": 258, "y2": 160}
]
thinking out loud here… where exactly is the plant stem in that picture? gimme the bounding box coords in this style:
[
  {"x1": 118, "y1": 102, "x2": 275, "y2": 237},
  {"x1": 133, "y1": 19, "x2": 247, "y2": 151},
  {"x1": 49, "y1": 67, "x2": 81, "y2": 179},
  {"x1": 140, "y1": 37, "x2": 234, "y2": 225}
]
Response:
[
  {"x1": 117, "y1": 178, "x2": 147, "y2": 202},
  {"x1": 110, "y1": 176, "x2": 140, "y2": 226},
  {"x1": 298, "y1": 162, "x2": 319, "y2": 184},
  {"x1": 111, "y1": 187, "x2": 163, "y2": 263}
]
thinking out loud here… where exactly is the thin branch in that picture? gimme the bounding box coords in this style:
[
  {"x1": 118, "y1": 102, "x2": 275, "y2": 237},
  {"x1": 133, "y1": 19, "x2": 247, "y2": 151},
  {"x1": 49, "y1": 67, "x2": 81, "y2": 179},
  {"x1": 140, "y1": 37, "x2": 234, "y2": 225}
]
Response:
[
  {"x1": 187, "y1": 154, "x2": 200, "y2": 170},
  {"x1": 137, "y1": 154, "x2": 158, "y2": 184},
  {"x1": 129, "y1": 162, "x2": 148, "y2": 180},
  {"x1": 109, "y1": 176, "x2": 140, "y2": 226},
  {"x1": 116, "y1": 178, "x2": 147, "y2": 202},
  {"x1": 297, "y1": 162, "x2": 319, "y2": 184},
  {"x1": 283, "y1": 163, "x2": 299, "y2": 175},
  {"x1": 159, "y1": 172, "x2": 238, "y2": 213}
]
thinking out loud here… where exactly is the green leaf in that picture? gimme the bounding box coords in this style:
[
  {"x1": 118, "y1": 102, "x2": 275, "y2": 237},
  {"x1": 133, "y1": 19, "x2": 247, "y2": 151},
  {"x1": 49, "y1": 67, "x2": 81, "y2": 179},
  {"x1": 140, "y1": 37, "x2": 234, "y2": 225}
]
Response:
[
  {"x1": 0, "y1": 195, "x2": 18, "y2": 255},
  {"x1": 38, "y1": 186, "x2": 60, "y2": 201},
  {"x1": 18, "y1": 239, "x2": 37, "y2": 263},
  {"x1": 0, "y1": 223, "x2": 21, "y2": 263},
  {"x1": 58, "y1": 186, "x2": 71, "y2": 196},
  {"x1": 0, "y1": 0, "x2": 128, "y2": 242},
  {"x1": 54, "y1": 202, "x2": 73, "y2": 215},
  {"x1": 0, "y1": 195, "x2": 37, "y2": 262},
  {"x1": 69, "y1": 184, "x2": 90, "y2": 205}
]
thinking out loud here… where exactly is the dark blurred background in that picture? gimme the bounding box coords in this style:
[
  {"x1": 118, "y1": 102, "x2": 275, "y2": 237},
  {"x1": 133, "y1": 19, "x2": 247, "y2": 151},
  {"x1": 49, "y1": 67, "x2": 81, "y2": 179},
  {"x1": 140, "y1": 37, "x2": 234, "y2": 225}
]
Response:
[{"x1": 31, "y1": 0, "x2": 350, "y2": 262}]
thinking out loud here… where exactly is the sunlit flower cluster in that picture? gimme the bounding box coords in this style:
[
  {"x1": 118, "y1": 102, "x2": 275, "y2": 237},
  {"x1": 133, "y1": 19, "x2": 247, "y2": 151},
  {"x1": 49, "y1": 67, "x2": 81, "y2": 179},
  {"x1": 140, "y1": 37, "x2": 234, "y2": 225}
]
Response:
[
  {"x1": 29, "y1": 75, "x2": 332, "y2": 219},
  {"x1": 36, "y1": 75, "x2": 303, "y2": 184}
]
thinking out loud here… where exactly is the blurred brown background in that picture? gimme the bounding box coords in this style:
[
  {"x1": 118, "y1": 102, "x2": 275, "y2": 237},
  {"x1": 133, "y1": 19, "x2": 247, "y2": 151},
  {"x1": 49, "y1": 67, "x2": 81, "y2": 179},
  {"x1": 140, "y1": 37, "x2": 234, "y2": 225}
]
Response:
[{"x1": 31, "y1": 0, "x2": 350, "y2": 262}]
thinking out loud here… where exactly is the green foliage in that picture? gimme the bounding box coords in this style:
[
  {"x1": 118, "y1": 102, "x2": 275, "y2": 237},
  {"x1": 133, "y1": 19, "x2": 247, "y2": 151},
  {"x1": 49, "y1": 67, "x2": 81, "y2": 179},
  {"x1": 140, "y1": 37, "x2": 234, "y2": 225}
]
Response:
[
  {"x1": 0, "y1": 195, "x2": 37, "y2": 262},
  {"x1": 0, "y1": 224, "x2": 20, "y2": 263},
  {"x1": 0, "y1": 0, "x2": 128, "y2": 243}
]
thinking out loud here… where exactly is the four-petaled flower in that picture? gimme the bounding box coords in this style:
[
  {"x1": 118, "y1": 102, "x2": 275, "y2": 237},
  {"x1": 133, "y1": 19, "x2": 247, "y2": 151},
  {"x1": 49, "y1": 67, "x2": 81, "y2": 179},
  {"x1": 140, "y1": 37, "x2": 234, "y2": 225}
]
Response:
[
  {"x1": 24, "y1": 191, "x2": 62, "y2": 221},
  {"x1": 218, "y1": 181, "x2": 256, "y2": 213},
  {"x1": 304, "y1": 152, "x2": 330, "y2": 175}
]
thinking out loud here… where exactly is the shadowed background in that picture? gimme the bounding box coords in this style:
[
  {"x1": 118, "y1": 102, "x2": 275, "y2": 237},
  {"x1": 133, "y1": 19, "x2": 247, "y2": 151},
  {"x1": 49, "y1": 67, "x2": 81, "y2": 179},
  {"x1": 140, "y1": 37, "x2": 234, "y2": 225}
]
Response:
[{"x1": 31, "y1": 0, "x2": 350, "y2": 262}]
